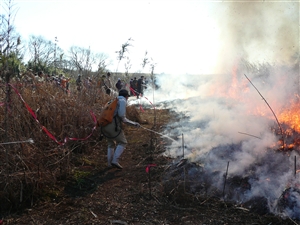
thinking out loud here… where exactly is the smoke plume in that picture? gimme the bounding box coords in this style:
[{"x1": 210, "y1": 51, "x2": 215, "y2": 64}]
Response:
[{"x1": 143, "y1": 1, "x2": 300, "y2": 219}]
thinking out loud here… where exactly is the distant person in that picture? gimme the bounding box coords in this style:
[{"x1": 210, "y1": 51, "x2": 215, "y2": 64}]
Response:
[
  {"x1": 36, "y1": 71, "x2": 45, "y2": 83},
  {"x1": 76, "y1": 74, "x2": 82, "y2": 91},
  {"x1": 105, "y1": 72, "x2": 114, "y2": 95},
  {"x1": 137, "y1": 76, "x2": 146, "y2": 99},
  {"x1": 99, "y1": 75, "x2": 107, "y2": 89},
  {"x1": 129, "y1": 78, "x2": 134, "y2": 95},
  {"x1": 57, "y1": 74, "x2": 63, "y2": 86},
  {"x1": 105, "y1": 72, "x2": 113, "y2": 89},
  {"x1": 99, "y1": 75, "x2": 111, "y2": 95},
  {"x1": 132, "y1": 77, "x2": 137, "y2": 95},
  {"x1": 101, "y1": 89, "x2": 140, "y2": 169},
  {"x1": 115, "y1": 78, "x2": 122, "y2": 91},
  {"x1": 31, "y1": 71, "x2": 45, "y2": 89},
  {"x1": 45, "y1": 74, "x2": 52, "y2": 82},
  {"x1": 60, "y1": 76, "x2": 71, "y2": 93},
  {"x1": 84, "y1": 77, "x2": 93, "y2": 90}
]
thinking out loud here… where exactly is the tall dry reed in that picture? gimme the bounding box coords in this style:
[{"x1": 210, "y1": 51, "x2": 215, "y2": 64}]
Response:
[{"x1": 0, "y1": 78, "x2": 110, "y2": 212}]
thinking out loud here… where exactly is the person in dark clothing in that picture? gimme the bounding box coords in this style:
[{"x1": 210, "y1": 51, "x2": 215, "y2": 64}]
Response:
[
  {"x1": 115, "y1": 78, "x2": 122, "y2": 91},
  {"x1": 99, "y1": 75, "x2": 110, "y2": 95},
  {"x1": 137, "y1": 76, "x2": 145, "y2": 99},
  {"x1": 76, "y1": 74, "x2": 82, "y2": 91},
  {"x1": 132, "y1": 77, "x2": 137, "y2": 95},
  {"x1": 129, "y1": 78, "x2": 134, "y2": 95}
]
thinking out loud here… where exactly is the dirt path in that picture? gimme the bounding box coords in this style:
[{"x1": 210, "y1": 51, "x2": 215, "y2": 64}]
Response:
[{"x1": 4, "y1": 109, "x2": 297, "y2": 224}]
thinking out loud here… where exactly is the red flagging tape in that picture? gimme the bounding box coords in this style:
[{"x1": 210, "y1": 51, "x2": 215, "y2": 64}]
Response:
[
  {"x1": 146, "y1": 164, "x2": 157, "y2": 173},
  {"x1": 9, "y1": 83, "x2": 97, "y2": 145},
  {"x1": 143, "y1": 96, "x2": 155, "y2": 109},
  {"x1": 128, "y1": 86, "x2": 156, "y2": 112}
]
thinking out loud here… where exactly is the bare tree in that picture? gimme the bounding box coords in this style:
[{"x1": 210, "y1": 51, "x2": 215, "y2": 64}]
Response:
[
  {"x1": 124, "y1": 56, "x2": 132, "y2": 78},
  {"x1": 95, "y1": 52, "x2": 109, "y2": 75},
  {"x1": 0, "y1": 0, "x2": 19, "y2": 56},
  {"x1": 115, "y1": 37, "x2": 133, "y2": 73},
  {"x1": 0, "y1": 0, "x2": 23, "y2": 161},
  {"x1": 141, "y1": 51, "x2": 149, "y2": 71},
  {"x1": 68, "y1": 46, "x2": 97, "y2": 77},
  {"x1": 27, "y1": 35, "x2": 63, "y2": 73}
]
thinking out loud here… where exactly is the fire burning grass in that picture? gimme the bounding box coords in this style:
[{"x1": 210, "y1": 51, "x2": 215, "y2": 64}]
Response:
[
  {"x1": 1, "y1": 73, "x2": 300, "y2": 224},
  {"x1": 152, "y1": 69, "x2": 300, "y2": 222}
]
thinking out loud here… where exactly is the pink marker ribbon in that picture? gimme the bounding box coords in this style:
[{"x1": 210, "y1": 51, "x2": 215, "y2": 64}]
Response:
[
  {"x1": 9, "y1": 83, "x2": 97, "y2": 145},
  {"x1": 128, "y1": 86, "x2": 156, "y2": 112},
  {"x1": 146, "y1": 164, "x2": 157, "y2": 173}
]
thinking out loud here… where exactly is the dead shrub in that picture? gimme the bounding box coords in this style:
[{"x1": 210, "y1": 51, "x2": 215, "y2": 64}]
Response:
[
  {"x1": 126, "y1": 105, "x2": 142, "y2": 123},
  {"x1": 0, "y1": 80, "x2": 110, "y2": 213}
]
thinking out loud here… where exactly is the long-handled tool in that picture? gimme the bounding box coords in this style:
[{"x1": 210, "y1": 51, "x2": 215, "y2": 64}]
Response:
[
  {"x1": 0, "y1": 138, "x2": 34, "y2": 145},
  {"x1": 140, "y1": 125, "x2": 178, "y2": 143}
]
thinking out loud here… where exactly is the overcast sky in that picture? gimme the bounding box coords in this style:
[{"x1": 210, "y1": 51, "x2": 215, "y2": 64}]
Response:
[{"x1": 7, "y1": 0, "x2": 300, "y2": 75}]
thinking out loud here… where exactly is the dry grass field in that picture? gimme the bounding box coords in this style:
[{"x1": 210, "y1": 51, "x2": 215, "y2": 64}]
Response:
[{"x1": 0, "y1": 81, "x2": 297, "y2": 224}]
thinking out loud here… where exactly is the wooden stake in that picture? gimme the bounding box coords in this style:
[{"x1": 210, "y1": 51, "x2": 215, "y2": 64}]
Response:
[
  {"x1": 20, "y1": 181, "x2": 23, "y2": 203},
  {"x1": 182, "y1": 133, "x2": 184, "y2": 158},
  {"x1": 148, "y1": 167, "x2": 152, "y2": 199},
  {"x1": 244, "y1": 74, "x2": 285, "y2": 149},
  {"x1": 182, "y1": 132, "x2": 186, "y2": 194},
  {"x1": 295, "y1": 155, "x2": 297, "y2": 177},
  {"x1": 223, "y1": 161, "x2": 230, "y2": 200},
  {"x1": 184, "y1": 167, "x2": 186, "y2": 194}
]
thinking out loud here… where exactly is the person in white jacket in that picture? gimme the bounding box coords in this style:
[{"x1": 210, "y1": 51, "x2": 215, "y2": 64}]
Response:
[{"x1": 101, "y1": 89, "x2": 140, "y2": 169}]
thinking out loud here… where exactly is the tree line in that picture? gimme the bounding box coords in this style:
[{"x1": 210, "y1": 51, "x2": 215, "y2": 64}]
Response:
[
  {"x1": 0, "y1": 0, "x2": 110, "y2": 80},
  {"x1": 0, "y1": 0, "x2": 156, "y2": 84}
]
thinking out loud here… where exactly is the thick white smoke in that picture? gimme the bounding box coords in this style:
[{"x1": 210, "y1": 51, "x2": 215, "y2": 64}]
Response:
[{"x1": 142, "y1": 1, "x2": 300, "y2": 219}]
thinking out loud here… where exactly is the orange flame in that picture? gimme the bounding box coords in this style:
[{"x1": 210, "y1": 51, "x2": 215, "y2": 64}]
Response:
[{"x1": 278, "y1": 99, "x2": 300, "y2": 133}]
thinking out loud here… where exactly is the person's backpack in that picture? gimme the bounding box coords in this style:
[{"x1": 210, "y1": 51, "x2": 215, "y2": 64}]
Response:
[{"x1": 97, "y1": 98, "x2": 118, "y2": 127}]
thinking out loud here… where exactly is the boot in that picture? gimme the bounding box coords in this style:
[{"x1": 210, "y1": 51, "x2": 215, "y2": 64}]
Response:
[
  {"x1": 107, "y1": 147, "x2": 114, "y2": 167},
  {"x1": 111, "y1": 145, "x2": 125, "y2": 169}
]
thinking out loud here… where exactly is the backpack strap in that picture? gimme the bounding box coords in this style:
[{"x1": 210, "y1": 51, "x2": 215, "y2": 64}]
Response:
[{"x1": 114, "y1": 116, "x2": 118, "y2": 132}]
